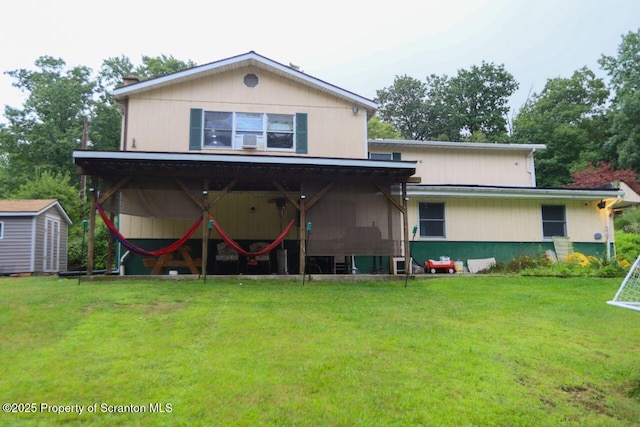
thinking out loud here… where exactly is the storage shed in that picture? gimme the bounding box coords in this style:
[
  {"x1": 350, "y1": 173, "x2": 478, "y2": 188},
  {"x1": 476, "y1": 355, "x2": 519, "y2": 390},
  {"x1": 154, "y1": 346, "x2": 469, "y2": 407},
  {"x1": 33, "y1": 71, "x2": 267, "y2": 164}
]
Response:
[{"x1": 0, "y1": 199, "x2": 72, "y2": 275}]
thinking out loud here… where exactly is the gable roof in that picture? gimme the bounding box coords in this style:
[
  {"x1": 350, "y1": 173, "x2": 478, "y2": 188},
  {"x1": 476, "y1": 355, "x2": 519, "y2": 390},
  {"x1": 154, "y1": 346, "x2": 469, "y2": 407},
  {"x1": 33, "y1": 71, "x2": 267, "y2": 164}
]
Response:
[
  {"x1": 0, "y1": 199, "x2": 72, "y2": 224},
  {"x1": 112, "y1": 51, "x2": 377, "y2": 115}
]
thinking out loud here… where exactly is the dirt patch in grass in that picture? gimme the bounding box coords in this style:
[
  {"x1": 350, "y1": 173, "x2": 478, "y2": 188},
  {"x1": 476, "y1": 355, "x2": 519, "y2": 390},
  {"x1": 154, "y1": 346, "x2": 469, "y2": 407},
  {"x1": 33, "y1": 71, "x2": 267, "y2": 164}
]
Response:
[
  {"x1": 82, "y1": 301, "x2": 187, "y2": 315},
  {"x1": 560, "y1": 383, "x2": 608, "y2": 416}
]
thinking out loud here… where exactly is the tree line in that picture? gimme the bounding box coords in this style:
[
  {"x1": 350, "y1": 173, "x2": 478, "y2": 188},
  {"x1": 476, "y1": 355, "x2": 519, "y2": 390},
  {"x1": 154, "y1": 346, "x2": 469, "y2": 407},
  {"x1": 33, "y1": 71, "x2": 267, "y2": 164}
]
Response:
[
  {"x1": 0, "y1": 30, "x2": 638, "y2": 267},
  {"x1": 373, "y1": 29, "x2": 640, "y2": 189}
]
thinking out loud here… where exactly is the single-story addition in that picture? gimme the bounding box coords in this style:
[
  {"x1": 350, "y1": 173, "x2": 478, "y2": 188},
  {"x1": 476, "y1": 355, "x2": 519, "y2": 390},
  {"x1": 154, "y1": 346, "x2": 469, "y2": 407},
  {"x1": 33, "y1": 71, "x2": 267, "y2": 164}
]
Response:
[
  {"x1": 368, "y1": 139, "x2": 627, "y2": 266},
  {"x1": 0, "y1": 199, "x2": 71, "y2": 275},
  {"x1": 73, "y1": 51, "x2": 633, "y2": 277}
]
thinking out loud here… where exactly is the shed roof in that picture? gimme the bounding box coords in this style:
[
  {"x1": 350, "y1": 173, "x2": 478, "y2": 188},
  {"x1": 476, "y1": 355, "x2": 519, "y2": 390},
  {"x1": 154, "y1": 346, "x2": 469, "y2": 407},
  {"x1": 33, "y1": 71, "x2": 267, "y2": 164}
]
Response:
[
  {"x1": 369, "y1": 139, "x2": 546, "y2": 152},
  {"x1": 111, "y1": 51, "x2": 377, "y2": 116},
  {"x1": 407, "y1": 184, "x2": 623, "y2": 201},
  {"x1": 0, "y1": 199, "x2": 72, "y2": 224},
  {"x1": 73, "y1": 150, "x2": 416, "y2": 190}
]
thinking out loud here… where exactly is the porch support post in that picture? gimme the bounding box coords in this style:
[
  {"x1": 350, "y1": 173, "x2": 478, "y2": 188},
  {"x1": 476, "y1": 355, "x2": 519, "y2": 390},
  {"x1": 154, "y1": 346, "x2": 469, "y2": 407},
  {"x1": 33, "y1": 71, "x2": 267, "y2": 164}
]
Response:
[
  {"x1": 402, "y1": 182, "x2": 410, "y2": 280},
  {"x1": 375, "y1": 181, "x2": 410, "y2": 278},
  {"x1": 272, "y1": 180, "x2": 334, "y2": 276},
  {"x1": 299, "y1": 182, "x2": 306, "y2": 275},
  {"x1": 87, "y1": 181, "x2": 96, "y2": 276},
  {"x1": 105, "y1": 211, "x2": 115, "y2": 274},
  {"x1": 201, "y1": 180, "x2": 210, "y2": 279}
]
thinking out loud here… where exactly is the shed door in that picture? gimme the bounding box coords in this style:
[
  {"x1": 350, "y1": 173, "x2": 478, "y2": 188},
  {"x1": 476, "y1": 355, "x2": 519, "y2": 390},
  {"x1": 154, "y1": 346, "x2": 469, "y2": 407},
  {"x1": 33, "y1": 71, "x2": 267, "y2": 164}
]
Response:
[{"x1": 43, "y1": 216, "x2": 61, "y2": 272}]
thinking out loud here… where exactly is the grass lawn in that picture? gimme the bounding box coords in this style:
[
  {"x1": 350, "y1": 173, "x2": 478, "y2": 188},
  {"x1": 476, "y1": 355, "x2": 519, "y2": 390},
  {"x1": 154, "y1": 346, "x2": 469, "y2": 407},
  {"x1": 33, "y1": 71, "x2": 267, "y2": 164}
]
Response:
[{"x1": 1, "y1": 275, "x2": 639, "y2": 426}]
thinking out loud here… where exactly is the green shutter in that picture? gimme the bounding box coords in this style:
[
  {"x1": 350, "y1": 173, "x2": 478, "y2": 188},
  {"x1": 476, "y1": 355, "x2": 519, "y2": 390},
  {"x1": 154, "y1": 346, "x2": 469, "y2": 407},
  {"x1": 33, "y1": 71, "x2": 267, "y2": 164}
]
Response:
[
  {"x1": 295, "y1": 113, "x2": 308, "y2": 154},
  {"x1": 189, "y1": 108, "x2": 203, "y2": 150},
  {"x1": 392, "y1": 152, "x2": 401, "y2": 160}
]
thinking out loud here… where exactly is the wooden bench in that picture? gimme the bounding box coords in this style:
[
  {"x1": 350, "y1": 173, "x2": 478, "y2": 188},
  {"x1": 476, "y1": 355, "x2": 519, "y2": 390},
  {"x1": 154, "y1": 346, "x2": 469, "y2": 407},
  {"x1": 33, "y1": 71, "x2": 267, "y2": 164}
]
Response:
[{"x1": 143, "y1": 246, "x2": 202, "y2": 275}]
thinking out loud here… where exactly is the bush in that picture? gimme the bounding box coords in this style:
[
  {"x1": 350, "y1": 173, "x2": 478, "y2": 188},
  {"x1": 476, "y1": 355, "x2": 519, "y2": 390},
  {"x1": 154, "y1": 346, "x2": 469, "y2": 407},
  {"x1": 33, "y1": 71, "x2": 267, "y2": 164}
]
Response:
[
  {"x1": 615, "y1": 230, "x2": 640, "y2": 264},
  {"x1": 484, "y1": 251, "x2": 629, "y2": 277},
  {"x1": 615, "y1": 207, "x2": 640, "y2": 233}
]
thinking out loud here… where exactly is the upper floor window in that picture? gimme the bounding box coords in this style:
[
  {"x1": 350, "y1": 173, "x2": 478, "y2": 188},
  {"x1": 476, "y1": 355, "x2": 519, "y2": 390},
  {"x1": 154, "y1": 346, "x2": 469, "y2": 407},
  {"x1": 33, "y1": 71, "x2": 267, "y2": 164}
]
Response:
[
  {"x1": 190, "y1": 109, "x2": 307, "y2": 153},
  {"x1": 202, "y1": 111, "x2": 295, "y2": 151},
  {"x1": 542, "y1": 205, "x2": 566, "y2": 238},
  {"x1": 419, "y1": 202, "x2": 446, "y2": 238}
]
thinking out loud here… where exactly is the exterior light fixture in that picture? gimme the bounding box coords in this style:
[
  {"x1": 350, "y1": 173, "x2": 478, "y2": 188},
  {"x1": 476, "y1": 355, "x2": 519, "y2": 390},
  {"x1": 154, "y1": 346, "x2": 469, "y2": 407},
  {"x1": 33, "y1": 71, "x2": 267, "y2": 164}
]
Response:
[{"x1": 352, "y1": 106, "x2": 359, "y2": 114}]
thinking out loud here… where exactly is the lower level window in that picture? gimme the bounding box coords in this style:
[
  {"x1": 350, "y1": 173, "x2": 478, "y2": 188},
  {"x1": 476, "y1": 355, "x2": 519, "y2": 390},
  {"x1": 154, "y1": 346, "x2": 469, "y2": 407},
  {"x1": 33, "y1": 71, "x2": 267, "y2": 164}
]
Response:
[
  {"x1": 0, "y1": 221, "x2": 3, "y2": 239},
  {"x1": 542, "y1": 205, "x2": 566, "y2": 238},
  {"x1": 419, "y1": 202, "x2": 445, "y2": 238}
]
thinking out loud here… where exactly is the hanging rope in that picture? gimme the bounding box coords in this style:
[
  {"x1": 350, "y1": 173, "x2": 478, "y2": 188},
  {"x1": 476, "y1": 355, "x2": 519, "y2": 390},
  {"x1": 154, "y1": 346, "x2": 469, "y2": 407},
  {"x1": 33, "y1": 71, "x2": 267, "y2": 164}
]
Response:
[
  {"x1": 96, "y1": 202, "x2": 203, "y2": 257},
  {"x1": 211, "y1": 215, "x2": 295, "y2": 265}
]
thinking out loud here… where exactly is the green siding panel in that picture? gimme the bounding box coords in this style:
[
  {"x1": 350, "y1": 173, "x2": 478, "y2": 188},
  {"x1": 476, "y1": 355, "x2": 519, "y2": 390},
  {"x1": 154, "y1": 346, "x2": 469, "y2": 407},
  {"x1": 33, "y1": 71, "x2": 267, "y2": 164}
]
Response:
[
  {"x1": 409, "y1": 241, "x2": 609, "y2": 268},
  {"x1": 295, "y1": 113, "x2": 308, "y2": 154},
  {"x1": 189, "y1": 108, "x2": 203, "y2": 150}
]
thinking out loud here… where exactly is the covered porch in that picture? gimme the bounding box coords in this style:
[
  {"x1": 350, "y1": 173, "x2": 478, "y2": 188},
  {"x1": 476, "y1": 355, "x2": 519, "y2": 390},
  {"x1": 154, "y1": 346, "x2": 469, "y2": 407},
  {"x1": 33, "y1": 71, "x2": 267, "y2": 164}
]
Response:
[{"x1": 73, "y1": 150, "x2": 417, "y2": 277}]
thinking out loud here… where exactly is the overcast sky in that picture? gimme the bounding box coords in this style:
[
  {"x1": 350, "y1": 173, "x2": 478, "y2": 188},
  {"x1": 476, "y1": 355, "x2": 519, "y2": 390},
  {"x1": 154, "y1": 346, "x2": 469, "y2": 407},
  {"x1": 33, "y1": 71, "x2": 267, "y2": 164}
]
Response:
[{"x1": 1, "y1": 0, "x2": 638, "y2": 121}]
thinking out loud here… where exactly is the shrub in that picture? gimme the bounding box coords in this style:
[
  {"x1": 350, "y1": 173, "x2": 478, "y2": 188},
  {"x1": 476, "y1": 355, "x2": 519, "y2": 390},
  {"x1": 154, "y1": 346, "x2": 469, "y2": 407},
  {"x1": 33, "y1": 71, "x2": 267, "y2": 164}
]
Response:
[
  {"x1": 485, "y1": 251, "x2": 629, "y2": 277},
  {"x1": 615, "y1": 230, "x2": 640, "y2": 264}
]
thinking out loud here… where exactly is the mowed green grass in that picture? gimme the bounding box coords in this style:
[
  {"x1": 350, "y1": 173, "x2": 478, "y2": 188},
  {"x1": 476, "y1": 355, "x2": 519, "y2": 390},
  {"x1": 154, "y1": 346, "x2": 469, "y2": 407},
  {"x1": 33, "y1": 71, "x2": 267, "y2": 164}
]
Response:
[{"x1": 1, "y1": 275, "x2": 639, "y2": 426}]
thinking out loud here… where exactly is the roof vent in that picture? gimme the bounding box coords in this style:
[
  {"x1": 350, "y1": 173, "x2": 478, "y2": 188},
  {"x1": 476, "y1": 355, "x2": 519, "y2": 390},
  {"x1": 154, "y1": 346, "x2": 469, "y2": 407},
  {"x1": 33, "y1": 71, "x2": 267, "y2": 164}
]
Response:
[{"x1": 244, "y1": 73, "x2": 259, "y2": 88}]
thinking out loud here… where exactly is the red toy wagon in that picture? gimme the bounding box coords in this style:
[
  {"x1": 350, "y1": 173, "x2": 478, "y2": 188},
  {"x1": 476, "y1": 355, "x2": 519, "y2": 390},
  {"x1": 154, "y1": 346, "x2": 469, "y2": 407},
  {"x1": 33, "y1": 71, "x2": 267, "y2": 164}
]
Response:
[{"x1": 425, "y1": 257, "x2": 456, "y2": 274}]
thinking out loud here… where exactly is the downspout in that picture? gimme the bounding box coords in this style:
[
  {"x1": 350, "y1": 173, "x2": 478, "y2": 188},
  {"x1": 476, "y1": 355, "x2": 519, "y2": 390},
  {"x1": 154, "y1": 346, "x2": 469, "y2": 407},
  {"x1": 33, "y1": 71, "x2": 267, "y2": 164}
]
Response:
[
  {"x1": 605, "y1": 194, "x2": 623, "y2": 260},
  {"x1": 120, "y1": 250, "x2": 130, "y2": 275},
  {"x1": 526, "y1": 148, "x2": 537, "y2": 187},
  {"x1": 122, "y1": 98, "x2": 129, "y2": 151}
]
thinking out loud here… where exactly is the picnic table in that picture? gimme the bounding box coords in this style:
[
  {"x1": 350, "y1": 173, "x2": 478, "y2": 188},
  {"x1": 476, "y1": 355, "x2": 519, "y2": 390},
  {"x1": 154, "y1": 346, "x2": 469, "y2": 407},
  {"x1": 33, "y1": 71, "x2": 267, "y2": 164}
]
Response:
[{"x1": 143, "y1": 246, "x2": 202, "y2": 275}]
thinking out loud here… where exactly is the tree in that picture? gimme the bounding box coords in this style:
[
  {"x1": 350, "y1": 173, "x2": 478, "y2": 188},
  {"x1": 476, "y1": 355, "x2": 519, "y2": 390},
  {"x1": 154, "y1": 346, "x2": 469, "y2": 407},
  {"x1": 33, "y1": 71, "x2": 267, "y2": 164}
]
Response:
[
  {"x1": 375, "y1": 75, "x2": 431, "y2": 140},
  {"x1": 0, "y1": 57, "x2": 96, "y2": 193},
  {"x1": 599, "y1": 30, "x2": 640, "y2": 171},
  {"x1": 568, "y1": 162, "x2": 639, "y2": 193},
  {"x1": 447, "y1": 61, "x2": 518, "y2": 139},
  {"x1": 375, "y1": 63, "x2": 517, "y2": 142},
  {"x1": 133, "y1": 54, "x2": 197, "y2": 81},
  {"x1": 367, "y1": 116, "x2": 402, "y2": 139},
  {"x1": 512, "y1": 67, "x2": 609, "y2": 187}
]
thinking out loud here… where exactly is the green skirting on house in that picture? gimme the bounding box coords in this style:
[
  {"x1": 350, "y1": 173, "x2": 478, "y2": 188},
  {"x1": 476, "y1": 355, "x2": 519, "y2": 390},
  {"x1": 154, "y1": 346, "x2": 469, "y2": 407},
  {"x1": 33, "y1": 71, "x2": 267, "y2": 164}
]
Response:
[
  {"x1": 409, "y1": 241, "x2": 610, "y2": 267},
  {"x1": 119, "y1": 239, "x2": 611, "y2": 275}
]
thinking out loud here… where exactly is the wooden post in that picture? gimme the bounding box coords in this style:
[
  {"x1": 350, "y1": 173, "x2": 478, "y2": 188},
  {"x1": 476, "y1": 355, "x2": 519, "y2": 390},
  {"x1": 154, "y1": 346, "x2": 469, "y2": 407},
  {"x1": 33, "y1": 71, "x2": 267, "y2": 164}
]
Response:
[
  {"x1": 201, "y1": 182, "x2": 210, "y2": 279},
  {"x1": 299, "y1": 182, "x2": 306, "y2": 275},
  {"x1": 87, "y1": 185, "x2": 96, "y2": 276},
  {"x1": 402, "y1": 182, "x2": 410, "y2": 279},
  {"x1": 105, "y1": 211, "x2": 115, "y2": 274}
]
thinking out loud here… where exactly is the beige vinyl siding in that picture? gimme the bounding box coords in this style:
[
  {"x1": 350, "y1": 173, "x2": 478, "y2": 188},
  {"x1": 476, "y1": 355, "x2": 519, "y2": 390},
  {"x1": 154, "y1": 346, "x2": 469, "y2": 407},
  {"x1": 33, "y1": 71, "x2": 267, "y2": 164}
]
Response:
[
  {"x1": 123, "y1": 67, "x2": 366, "y2": 158},
  {"x1": 409, "y1": 198, "x2": 608, "y2": 243},
  {"x1": 120, "y1": 192, "x2": 298, "y2": 240},
  {"x1": 373, "y1": 146, "x2": 534, "y2": 187}
]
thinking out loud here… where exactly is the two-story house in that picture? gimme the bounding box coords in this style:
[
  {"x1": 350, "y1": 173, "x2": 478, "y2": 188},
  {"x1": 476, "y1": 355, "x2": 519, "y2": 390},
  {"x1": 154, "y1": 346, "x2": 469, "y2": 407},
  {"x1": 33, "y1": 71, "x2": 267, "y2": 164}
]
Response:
[
  {"x1": 74, "y1": 51, "x2": 625, "y2": 276},
  {"x1": 74, "y1": 51, "x2": 416, "y2": 276}
]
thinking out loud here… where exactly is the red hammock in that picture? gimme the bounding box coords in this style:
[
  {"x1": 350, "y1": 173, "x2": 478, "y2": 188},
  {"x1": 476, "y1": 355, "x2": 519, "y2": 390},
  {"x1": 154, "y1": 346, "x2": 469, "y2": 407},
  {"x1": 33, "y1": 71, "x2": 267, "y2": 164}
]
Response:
[
  {"x1": 96, "y1": 202, "x2": 203, "y2": 257},
  {"x1": 211, "y1": 215, "x2": 295, "y2": 265}
]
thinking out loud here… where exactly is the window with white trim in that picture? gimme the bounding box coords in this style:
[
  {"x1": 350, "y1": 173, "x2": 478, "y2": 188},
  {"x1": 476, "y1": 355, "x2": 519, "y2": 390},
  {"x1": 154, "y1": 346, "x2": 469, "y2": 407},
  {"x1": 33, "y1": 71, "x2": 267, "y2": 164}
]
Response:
[
  {"x1": 202, "y1": 111, "x2": 295, "y2": 151},
  {"x1": 542, "y1": 205, "x2": 566, "y2": 238},
  {"x1": 0, "y1": 221, "x2": 3, "y2": 239},
  {"x1": 419, "y1": 202, "x2": 446, "y2": 238}
]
